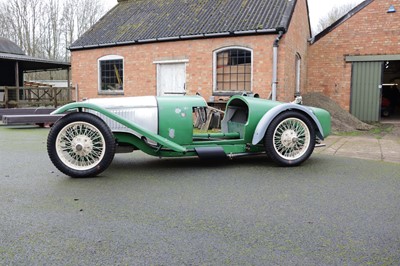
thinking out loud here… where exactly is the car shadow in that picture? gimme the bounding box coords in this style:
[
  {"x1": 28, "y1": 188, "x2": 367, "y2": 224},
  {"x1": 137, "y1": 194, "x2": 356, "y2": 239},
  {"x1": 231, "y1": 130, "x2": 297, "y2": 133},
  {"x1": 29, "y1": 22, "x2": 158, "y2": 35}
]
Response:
[
  {"x1": 99, "y1": 153, "x2": 325, "y2": 180},
  {"x1": 111, "y1": 152, "x2": 271, "y2": 168},
  {"x1": 55, "y1": 152, "x2": 327, "y2": 182}
]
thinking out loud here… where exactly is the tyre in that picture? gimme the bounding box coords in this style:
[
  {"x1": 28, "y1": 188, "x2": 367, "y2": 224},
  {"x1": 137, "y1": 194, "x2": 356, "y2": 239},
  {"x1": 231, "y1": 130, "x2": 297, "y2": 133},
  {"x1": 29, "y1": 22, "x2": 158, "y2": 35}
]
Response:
[
  {"x1": 47, "y1": 112, "x2": 116, "y2": 177},
  {"x1": 264, "y1": 111, "x2": 315, "y2": 166}
]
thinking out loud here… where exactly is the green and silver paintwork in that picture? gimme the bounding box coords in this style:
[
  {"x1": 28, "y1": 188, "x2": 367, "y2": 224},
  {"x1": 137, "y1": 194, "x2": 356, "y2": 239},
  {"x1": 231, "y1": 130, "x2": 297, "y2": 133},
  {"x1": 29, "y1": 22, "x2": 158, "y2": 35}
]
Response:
[{"x1": 52, "y1": 95, "x2": 331, "y2": 158}]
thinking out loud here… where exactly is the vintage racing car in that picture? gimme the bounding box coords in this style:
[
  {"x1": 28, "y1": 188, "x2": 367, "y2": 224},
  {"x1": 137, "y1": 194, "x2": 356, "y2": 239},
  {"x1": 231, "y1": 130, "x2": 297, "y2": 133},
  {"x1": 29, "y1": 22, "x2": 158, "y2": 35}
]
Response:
[{"x1": 47, "y1": 95, "x2": 331, "y2": 177}]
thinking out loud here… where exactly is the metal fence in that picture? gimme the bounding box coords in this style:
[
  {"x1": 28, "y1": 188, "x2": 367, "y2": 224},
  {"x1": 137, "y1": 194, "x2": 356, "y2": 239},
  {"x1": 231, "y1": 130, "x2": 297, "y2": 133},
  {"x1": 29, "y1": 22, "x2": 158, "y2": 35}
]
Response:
[{"x1": 0, "y1": 86, "x2": 75, "y2": 108}]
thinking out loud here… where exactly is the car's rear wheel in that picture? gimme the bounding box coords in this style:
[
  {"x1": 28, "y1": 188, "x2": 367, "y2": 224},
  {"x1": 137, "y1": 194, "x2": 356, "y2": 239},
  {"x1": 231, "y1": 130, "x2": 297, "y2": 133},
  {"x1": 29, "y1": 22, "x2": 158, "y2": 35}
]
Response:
[
  {"x1": 47, "y1": 112, "x2": 116, "y2": 177},
  {"x1": 264, "y1": 111, "x2": 315, "y2": 166}
]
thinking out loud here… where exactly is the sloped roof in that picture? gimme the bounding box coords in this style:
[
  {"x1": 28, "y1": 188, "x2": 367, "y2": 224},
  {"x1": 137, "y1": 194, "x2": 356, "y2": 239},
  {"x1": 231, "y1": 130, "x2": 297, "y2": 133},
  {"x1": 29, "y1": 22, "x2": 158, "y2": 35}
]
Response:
[
  {"x1": 0, "y1": 52, "x2": 70, "y2": 71},
  {"x1": 0, "y1": 37, "x2": 25, "y2": 55},
  {"x1": 70, "y1": 0, "x2": 297, "y2": 50},
  {"x1": 0, "y1": 38, "x2": 70, "y2": 71}
]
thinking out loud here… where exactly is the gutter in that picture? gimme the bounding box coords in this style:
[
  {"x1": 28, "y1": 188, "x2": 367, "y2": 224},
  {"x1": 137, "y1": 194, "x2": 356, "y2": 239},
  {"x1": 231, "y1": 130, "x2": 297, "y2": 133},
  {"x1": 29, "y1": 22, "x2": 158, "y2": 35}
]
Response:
[
  {"x1": 271, "y1": 30, "x2": 284, "y2": 101},
  {"x1": 69, "y1": 29, "x2": 278, "y2": 51}
]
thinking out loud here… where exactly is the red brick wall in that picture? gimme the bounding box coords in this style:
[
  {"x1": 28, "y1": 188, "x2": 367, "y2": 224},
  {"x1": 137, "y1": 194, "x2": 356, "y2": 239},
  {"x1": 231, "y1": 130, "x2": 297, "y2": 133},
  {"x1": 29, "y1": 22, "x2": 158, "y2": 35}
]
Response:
[
  {"x1": 71, "y1": 0, "x2": 311, "y2": 103},
  {"x1": 279, "y1": 0, "x2": 311, "y2": 101},
  {"x1": 72, "y1": 36, "x2": 273, "y2": 102},
  {"x1": 306, "y1": 0, "x2": 400, "y2": 111}
]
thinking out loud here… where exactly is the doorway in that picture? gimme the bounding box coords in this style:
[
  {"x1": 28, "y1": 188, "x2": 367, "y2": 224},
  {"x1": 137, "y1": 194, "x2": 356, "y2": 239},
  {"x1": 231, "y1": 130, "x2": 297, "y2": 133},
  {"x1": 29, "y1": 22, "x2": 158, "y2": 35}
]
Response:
[
  {"x1": 348, "y1": 55, "x2": 400, "y2": 122},
  {"x1": 381, "y1": 60, "x2": 400, "y2": 122},
  {"x1": 156, "y1": 61, "x2": 186, "y2": 96}
]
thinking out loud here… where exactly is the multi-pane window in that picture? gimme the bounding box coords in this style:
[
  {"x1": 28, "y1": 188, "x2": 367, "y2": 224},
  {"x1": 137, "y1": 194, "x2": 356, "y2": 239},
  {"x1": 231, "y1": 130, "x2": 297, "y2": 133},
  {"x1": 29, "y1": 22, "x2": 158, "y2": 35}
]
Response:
[
  {"x1": 215, "y1": 48, "x2": 252, "y2": 94},
  {"x1": 98, "y1": 55, "x2": 123, "y2": 93}
]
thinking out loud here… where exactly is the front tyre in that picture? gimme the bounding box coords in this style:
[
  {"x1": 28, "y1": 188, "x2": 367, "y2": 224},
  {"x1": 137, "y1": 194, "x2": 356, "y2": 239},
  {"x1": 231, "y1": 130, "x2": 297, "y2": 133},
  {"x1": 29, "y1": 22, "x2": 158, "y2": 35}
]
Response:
[
  {"x1": 47, "y1": 112, "x2": 116, "y2": 177},
  {"x1": 264, "y1": 111, "x2": 315, "y2": 166}
]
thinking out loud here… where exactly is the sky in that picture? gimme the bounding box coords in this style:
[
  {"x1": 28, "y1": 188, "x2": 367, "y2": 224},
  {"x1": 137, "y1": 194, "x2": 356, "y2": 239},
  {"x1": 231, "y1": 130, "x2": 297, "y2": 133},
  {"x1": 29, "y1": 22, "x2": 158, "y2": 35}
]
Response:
[
  {"x1": 0, "y1": 0, "x2": 365, "y2": 30},
  {"x1": 104, "y1": 0, "x2": 365, "y2": 30},
  {"x1": 307, "y1": 0, "x2": 364, "y2": 27}
]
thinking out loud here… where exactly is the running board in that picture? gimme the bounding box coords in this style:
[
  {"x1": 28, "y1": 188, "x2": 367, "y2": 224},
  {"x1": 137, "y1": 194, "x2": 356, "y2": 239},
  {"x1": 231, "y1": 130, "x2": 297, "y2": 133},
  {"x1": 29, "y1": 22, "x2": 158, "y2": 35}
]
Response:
[
  {"x1": 195, "y1": 146, "x2": 227, "y2": 160},
  {"x1": 228, "y1": 152, "x2": 266, "y2": 159}
]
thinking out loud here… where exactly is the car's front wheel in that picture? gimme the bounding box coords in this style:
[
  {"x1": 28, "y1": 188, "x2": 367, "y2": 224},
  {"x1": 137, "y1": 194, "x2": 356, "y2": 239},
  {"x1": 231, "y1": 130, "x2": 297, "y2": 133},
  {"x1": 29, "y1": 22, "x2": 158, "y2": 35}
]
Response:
[
  {"x1": 264, "y1": 111, "x2": 315, "y2": 166},
  {"x1": 47, "y1": 112, "x2": 116, "y2": 177}
]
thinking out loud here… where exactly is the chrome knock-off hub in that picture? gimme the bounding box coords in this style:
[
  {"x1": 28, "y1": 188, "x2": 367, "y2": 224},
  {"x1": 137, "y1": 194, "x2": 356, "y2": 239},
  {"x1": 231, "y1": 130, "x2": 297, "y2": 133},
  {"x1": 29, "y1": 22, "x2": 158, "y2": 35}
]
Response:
[{"x1": 281, "y1": 129, "x2": 298, "y2": 148}]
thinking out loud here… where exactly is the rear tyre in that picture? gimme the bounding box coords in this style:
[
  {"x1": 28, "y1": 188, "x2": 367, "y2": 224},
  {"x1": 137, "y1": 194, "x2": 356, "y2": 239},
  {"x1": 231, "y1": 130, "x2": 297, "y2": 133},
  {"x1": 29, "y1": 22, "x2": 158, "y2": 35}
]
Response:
[
  {"x1": 47, "y1": 112, "x2": 116, "y2": 177},
  {"x1": 264, "y1": 111, "x2": 315, "y2": 166}
]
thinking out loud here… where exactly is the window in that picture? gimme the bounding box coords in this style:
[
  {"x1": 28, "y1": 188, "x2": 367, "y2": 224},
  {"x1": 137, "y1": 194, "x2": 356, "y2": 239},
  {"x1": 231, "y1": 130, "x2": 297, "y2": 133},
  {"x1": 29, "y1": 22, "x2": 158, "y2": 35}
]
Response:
[
  {"x1": 295, "y1": 53, "x2": 301, "y2": 95},
  {"x1": 98, "y1": 55, "x2": 124, "y2": 94},
  {"x1": 214, "y1": 47, "x2": 252, "y2": 95}
]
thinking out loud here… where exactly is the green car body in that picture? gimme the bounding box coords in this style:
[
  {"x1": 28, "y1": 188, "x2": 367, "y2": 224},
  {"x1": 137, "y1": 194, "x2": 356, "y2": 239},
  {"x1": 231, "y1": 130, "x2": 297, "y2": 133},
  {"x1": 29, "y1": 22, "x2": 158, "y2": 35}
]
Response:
[{"x1": 48, "y1": 95, "x2": 331, "y2": 177}]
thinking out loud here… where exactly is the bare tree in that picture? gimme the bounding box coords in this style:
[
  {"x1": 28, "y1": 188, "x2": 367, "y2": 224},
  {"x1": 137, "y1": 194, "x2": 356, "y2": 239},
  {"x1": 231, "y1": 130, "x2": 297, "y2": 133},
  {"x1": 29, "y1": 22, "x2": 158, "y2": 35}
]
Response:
[
  {"x1": 314, "y1": 3, "x2": 356, "y2": 35},
  {"x1": 60, "y1": 0, "x2": 104, "y2": 60},
  {"x1": 0, "y1": 8, "x2": 9, "y2": 38},
  {"x1": 0, "y1": 0, "x2": 105, "y2": 61},
  {"x1": 42, "y1": 0, "x2": 63, "y2": 60},
  {"x1": 61, "y1": 0, "x2": 76, "y2": 60},
  {"x1": 76, "y1": 0, "x2": 104, "y2": 36},
  {"x1": 0, "y1": 0, "x2": 44, "y2": 56}
]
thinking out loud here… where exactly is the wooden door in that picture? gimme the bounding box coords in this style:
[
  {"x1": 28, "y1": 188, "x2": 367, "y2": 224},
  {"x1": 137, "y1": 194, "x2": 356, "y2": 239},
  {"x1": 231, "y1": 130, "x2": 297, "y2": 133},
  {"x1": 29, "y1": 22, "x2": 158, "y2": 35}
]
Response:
[{"x1": 157, "y1": 63, "x2": 186, "y2": 96}]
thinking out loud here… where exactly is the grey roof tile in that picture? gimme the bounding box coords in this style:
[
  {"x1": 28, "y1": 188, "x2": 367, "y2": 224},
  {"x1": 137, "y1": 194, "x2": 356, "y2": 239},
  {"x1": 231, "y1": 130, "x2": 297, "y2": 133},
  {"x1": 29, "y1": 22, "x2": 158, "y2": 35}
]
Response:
[
  {"x1": 71, "y1": 0, "x2": 296, "y2": 50},
  {"x1": 0, "y1": 37, "x2": 25, "y2": 55}
]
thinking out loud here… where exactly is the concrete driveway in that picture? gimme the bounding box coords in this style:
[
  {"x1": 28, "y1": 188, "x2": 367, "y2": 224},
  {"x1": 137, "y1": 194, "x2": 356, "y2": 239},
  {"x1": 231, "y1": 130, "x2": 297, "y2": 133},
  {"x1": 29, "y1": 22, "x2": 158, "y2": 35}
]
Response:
[
  {"x1": 0, "y1": 126, "x2": 399, "y2": 265},
  {"x1": 316, "y1": 134, "x2": 400, "y2": 163}
]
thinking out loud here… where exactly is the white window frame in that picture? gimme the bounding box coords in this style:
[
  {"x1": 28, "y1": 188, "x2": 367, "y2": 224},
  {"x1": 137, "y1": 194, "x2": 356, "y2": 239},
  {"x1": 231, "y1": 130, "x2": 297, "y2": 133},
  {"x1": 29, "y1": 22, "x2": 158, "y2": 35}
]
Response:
[
  {"x1": 213, "y1": 46, "x2": 253, "y2": 96},
  {"x1": 98, "y1": 55, "x2": 124, "y2": 95}
]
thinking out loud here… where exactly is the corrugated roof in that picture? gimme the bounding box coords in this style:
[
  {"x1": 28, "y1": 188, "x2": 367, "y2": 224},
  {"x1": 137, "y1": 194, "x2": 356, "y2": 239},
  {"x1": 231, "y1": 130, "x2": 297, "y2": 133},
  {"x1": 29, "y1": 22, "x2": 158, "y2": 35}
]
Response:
[
  {"x1": 0, "y1": 52, "x2": 70, "y2": 71},
  {"x1": 71, "y1": 0, "x2": 296, "y2": 50},
  {"x1": 0, "y1": 38, "x2": 25, "y2": 55},
  {"x1": 0, "y1": 38, "x2": 70, "y2": 71}
]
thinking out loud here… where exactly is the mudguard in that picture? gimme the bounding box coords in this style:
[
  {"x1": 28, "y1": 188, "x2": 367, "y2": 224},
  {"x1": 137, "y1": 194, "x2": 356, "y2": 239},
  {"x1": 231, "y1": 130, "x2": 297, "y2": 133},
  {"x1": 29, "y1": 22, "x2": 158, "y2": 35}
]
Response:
[
  {"x1": 51, "y1": 102, "x2": 187, "y2": 153},
  {"x1": 251, "y1": 103, "x2": 325, "y2": 145}
]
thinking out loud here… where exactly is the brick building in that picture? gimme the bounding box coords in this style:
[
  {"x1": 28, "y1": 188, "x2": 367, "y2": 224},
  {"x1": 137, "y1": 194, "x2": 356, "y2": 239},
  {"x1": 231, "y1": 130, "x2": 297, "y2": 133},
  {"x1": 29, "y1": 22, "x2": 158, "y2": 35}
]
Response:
[
  {"x1": 70, "y1": 0, "x2": 400, "y2": 122},
  {"x1": 307, "y1": 0, "x2": 400, "y2": 121},
  {"x1": 69, "y1": 0, "x2": 311, "y2": 104}
]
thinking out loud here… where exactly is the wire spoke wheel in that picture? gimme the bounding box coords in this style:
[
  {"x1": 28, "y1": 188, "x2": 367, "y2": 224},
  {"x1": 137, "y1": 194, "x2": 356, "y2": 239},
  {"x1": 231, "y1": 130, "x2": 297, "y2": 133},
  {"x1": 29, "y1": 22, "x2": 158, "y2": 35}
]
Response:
[
  {"x1": 273, "y1": 117, "x2": 310, "y2": 160},
  {"x1": 47, "y1": 112, "x2": 116, "y2": 177},
  {"x1": 56, "y1": 121, "x2": 106, "y2": 171},
  {"x1": 265, "y1": 111, "x2": 315, "y2": 166}
]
